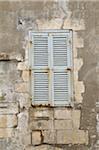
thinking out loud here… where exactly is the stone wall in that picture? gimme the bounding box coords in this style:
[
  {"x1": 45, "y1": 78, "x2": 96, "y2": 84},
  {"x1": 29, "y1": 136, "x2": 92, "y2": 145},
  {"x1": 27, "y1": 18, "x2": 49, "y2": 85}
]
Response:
[{"x1": 0, "y1": 1, "x2": 99, "y2": 150}]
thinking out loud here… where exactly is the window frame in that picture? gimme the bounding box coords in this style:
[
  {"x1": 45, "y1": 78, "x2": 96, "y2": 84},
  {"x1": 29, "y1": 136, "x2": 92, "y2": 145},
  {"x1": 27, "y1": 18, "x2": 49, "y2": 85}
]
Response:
[{"x1": 29, "y1": 29, "x2": 73, "y2": 107}]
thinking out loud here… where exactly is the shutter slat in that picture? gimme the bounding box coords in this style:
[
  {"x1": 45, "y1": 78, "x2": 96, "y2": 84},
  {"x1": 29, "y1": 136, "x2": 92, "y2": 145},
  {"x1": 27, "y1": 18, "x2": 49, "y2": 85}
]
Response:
[
  {"x1": 34, "y1": 72, "x2": 49, "y2": 103},
  {"x1": 53, "y1": 36, "x2": 69, "y2": 67},
  {"x1": 54, "y1": 72, "x2": 70, "y2": 105},
  {"x1": 33, "y1": 35, "x2": 48, "y2": 66},
  {"x1": 31, "y1": 31, "x2": 72, "y2": 106}
]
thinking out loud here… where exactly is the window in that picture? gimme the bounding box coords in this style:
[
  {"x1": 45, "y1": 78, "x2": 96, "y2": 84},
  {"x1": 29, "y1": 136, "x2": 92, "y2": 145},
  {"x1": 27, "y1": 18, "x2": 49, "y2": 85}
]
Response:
[{"x1": 29, "y1": 30, "x2": 73, "y2": 106}]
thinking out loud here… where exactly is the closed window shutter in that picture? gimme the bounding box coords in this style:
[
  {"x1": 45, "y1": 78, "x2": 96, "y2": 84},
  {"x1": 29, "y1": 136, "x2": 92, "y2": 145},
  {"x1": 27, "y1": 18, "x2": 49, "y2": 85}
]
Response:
[
  {"x1": 33, "y1": 34, "x2": 48, "y2": 67},
  {"x1": 53, "y1": 72, "x2": 71, "y2": 106},
  {"x1": 31, "y1": 31, "x2": 72, "y2": 106},
  {"x1": 52, "y1": 33, "x2": 72, "y2": 106},
  {"x1": 53, "y1": 36, "x2": 68, "y2": 67},
  {"x1": 32, "y1": 33, "x2": 49, "y2": 105},
  {"x1": 34, "y1": 72, "x2": 49, "y2": 104}
]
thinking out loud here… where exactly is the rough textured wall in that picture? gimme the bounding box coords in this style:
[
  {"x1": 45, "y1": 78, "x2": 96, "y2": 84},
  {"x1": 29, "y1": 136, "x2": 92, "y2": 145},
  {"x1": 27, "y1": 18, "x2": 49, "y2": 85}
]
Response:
[{"x1": 0, "y1": 1, "x2": 99, "y2": 150}]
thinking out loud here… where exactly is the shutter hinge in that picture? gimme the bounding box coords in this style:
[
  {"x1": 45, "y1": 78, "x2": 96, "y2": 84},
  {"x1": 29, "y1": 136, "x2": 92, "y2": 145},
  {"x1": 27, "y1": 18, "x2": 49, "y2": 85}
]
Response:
[
  {"x1": 30, "y1": 40, "x2": 33, "y2": 44},
  {"x1": 67, "y1": 68, "x2": 72, "y2": 71}
]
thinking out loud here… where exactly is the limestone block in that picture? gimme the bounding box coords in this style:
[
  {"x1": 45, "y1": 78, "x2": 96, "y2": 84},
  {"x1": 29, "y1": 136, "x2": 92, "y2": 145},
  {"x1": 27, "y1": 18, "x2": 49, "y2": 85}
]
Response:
[
  {"x1": 57, "y1": 130, "x2": 88, "y2": 145},
  {"x1": 23, "y1": 132, "x2": 31, "y2": 146},
  {"x1": 17, "y1": 62, "x2": 28, "y2": 70},
  {"x1": 32, "y1": 131, "x2": 41, "y2": 145},
  {"x1": 26, "y1": 145, "x2": 64, "y2": 150},
  {"x1": 26, "y1": 145, "x2": 54, "y2": 150},
  {"x1": 29, "y1": 107, "x2": 53, "y2": 120},
  {"x1": 72, "y1": 110, "x2": 81, "y2": 129},
  {"x1": 55, "y1": 148, "x2": 63, "y2": 150},
  {"x1": 17, "y1": 111, "x2": 28, "y2": 131},
  {"x1": 42, "y1": 130, "x2": 56, "y2": 144},
  {"x1": 74, "y1": 58, "x2": 83, "y2": 72},
  {"x1": 72, "y1": 130, "x2": 88, "y2": 145},
  {"x1": 0, "y1": 115, "x2": 17, "y2": 128},
  {"x1": 29, "y1": 120, "x2": 53, "y2": 130},
  {"x1": 55, "y1": 120, "x2": 72, "y2": 129},
  {"x1": 73, "y1": 32, "x2": 84, "y2": 49},
  {"x1": 57, "y1": 130, "x2": 72, "y2": 144},
  {"x1": 75, "y1": 93, "x2": 83, "y2": 103},
  {"x1": 0, "y1": 128, "x2": 13, "y2": 138},
  {"x1": 36, "y1": 18, "x2": 63, "y2": 30},
  {"x1": 54, "y1": 109, "x2": 72, "y2": 119},
  {"x1": 15, "y1": 82, "x2": 28, "y2": 93},
  {"x1": 18, "y1": 93, "x2": 31, "y2": 109},
  {"x1": 74, "y1": 81, "x2": 85, "y2": 103},
  {"x1": 0, "y1": 102, "x2": 19, "y2": 114},
  {"x1": 22, "y1": 70, "x2": 29, "y2": 81}
]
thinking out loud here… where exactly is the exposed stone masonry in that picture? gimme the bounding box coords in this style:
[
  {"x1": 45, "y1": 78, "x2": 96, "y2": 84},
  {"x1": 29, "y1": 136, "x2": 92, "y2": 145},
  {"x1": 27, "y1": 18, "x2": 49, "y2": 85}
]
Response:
[{"x1": 0, "y1": 1, "x2": 98, "y2": 150}]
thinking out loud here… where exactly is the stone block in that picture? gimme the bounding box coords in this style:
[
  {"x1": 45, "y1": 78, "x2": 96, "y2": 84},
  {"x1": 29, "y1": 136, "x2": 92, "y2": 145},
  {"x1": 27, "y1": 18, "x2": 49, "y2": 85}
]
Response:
[
  {"x1": 55, "y1": 148, "x2": 63, "y2": 150},
  {"x1": 72, "y1": 110, "x2": 81, "y2": 129},
  {"x1": 73, "y1": 33, "x2": 84, "y2": 48},
  {"x1": 32, "y1": 131, "x2": 41, "y2": 145},
  {"x1": 0, "y1": 102, "x2": 19, "y2": 114},
  {"x1": 18, "y1": 93, "x2": 31, "y2": 109},
  {"x1": 17, "y1": 62, "x2": 28, "y2": 70},
  {"x1": 42, "y1": 130, "x2": 56, "y2": 144},
  {"x1": 74, "y1": 58, "x2": 83, "y2": 72},
  {"x1": 29, "y1": 107, "x2": 53, "y2": 120},
  {"x1": 17, "y1": 111, "x2": 28, "y2": 131},
  {"x1": 0, "y1": 128, "x2": 13, "y2": 138},
  {"x1": 26, "y1": 145, "x2": 54, "y2": 150},
  {"x1": 57, "y1": 130, "x2": 72, "y2": 144},
  {"x1": 15, "y1": 82, "x2": 28, "y2": 93},
  {"x1": 36, "y1": 18, "x2": 63, "y2": 30},
  {"x1": 23, "y1": 132, "x2": 31, "y2": 146},
  {"x1": 74, "y1": 81, "x2": 85, "y2": 103},
  {"x1": 0, "y1": 115, "x2": 17, "y2": 128},
  {"x1": 54, "y1": 109, "x2": 72, "y2": 119},
  {"x1": 55, "y1": 120, "x2": 72, "y2": 129},
  {"x1": 16, "y1": 131, "x2": 31, "y2": 147},
  {"x1": 72, "y1": 130, "x2": 88, "y2": 145},
  {"x1": 57, "y1": 130, "x2": 88, "y2": 145},
  {"x1": 29, "y1": 120, "x2": 53, "y2": 130},
  {"x1": 22, "y1": 70, "x2": 29, "y2": 81}
]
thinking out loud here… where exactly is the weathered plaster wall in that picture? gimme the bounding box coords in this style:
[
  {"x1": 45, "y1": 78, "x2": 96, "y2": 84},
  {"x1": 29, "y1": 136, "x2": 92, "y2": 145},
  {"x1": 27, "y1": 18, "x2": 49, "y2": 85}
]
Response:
[
  {"x1": 0, "y1": 1, "x2": 99, "y2": 150},
  {"x1": 69, "y1": 2, "x2": 99, "y2": 149}
]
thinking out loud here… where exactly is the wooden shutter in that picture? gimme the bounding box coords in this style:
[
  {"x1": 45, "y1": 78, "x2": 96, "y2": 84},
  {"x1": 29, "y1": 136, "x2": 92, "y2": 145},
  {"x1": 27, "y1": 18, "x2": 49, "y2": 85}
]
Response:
[
  {"x1": 54, "y1": 72, "x2": 71, "y2": 106},
  {"x1": 31, "y1": 30, "x2": 72, "y2": 106},
  {"x1": 32, "y1": 33, "x2": 49, "y2": 105},
  {"x1": 53, "y1": 33, "x2": 71, "y2": 68},
  {"x1": 34, "y1": 72, "x2": 49, "y2": 104},
  {"x1": 52, "y1": 32, "x2": 72, "y2": 106},
  {"x1": 33, "y1": 34, "x2": 48, "y2": 67}
]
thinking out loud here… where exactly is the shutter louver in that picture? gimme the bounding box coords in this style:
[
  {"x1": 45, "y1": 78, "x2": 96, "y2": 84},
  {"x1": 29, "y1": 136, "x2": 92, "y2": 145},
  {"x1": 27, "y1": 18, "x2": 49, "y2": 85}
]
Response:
[
  {"x1": 34, "y1": 72, "x2": 49, "y2": 104},
  {"x1": 31, "y1": 30, "x2": 72, "y2": 106},
  {"x1": 54, "y1": 72, "x2": 70, "y2": 106},
  {"x1": 53, "y1": 36, "x2": 68, "y2": 67},
  {"x1": 52, "y1": 33, "x2": 72, "y2": 106},
  {"x1": 33, "y1": 35, "x2": 48, "y2": 66}
]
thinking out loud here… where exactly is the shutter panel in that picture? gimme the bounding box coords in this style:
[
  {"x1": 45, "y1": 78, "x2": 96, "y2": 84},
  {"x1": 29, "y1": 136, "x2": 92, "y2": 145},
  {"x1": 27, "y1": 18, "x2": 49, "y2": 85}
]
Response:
[
  {"x1": 53, "y1": 35, "x2": 71, "y2": 67},
  {"x1": 33, "y1": 35, "x2": 48, "y2": 66},
  {"x1": 34, "y1": 72, "x2": 49, "y2": 104},
  {"x1": 32, "y1": 33, "x2": 49, "y2": 104},
  {"x1": 31, "y1": 30, "x2": 72, "y2": 106},
  {"x1": 54, "y1": 72, "x2": 71, "y2": 106},
  {"x1": 52, "y1": 33, "x2": 72, "y2": 105}
]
